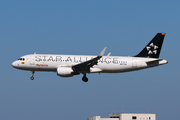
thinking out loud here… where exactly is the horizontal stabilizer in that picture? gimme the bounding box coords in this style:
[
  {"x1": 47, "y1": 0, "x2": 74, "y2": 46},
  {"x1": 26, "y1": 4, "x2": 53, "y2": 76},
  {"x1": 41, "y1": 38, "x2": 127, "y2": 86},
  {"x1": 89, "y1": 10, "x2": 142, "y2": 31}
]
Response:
[
  {"x1": 146, "y1": 59, "x2": 163, "y2": 64},
  {"x1": 146, "y1": 59, "x2": 168, "y2": 66}
]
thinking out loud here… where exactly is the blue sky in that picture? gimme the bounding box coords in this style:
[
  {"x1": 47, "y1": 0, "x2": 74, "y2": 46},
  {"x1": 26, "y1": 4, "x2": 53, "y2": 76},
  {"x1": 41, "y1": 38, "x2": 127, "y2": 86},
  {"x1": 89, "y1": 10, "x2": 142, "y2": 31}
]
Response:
[{"x1": 1, "y1": 1, "x2": 180, "y2": 120}]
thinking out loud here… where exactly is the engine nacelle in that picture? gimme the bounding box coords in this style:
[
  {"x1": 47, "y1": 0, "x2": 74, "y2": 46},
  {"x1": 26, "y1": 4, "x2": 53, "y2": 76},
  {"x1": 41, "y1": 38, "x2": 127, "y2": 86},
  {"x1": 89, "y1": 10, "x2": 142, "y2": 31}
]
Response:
[{"x1": 57, "y1": 67, "x2": 74, "y2": 77}]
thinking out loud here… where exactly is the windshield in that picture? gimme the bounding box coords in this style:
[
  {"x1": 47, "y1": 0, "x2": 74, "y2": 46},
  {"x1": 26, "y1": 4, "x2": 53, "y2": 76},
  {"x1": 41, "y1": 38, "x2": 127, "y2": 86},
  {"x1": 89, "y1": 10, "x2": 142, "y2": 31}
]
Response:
[{"x1": 18, "y1": 58, "x2": 25, "y2": 61}]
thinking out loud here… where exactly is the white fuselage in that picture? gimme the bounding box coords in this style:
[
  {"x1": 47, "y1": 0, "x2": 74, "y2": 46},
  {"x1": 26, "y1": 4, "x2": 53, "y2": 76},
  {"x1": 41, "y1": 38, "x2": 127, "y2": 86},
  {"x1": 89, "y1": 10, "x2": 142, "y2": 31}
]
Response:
[
  {"x1": 12, "y1": 54, "x2": 168, "y2": 73},
  {"x1": 11, "y1": 33, "x2": 167, "y2": 81}
]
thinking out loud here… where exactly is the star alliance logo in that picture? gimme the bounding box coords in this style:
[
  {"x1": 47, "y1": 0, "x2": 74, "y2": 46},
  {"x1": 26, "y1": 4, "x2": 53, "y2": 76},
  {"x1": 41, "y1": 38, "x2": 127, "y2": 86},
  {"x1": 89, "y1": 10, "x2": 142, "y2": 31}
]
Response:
[{"x1": 146, "y1": 43, "x2": 158, "y2": 55}]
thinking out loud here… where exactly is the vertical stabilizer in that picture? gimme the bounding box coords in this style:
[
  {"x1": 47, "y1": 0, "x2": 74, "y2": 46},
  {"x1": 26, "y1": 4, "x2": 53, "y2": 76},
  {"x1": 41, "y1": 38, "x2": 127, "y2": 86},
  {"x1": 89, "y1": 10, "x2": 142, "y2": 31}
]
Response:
[{"x1": 135, "y1": 33, "x2": 165, "y2": 58}]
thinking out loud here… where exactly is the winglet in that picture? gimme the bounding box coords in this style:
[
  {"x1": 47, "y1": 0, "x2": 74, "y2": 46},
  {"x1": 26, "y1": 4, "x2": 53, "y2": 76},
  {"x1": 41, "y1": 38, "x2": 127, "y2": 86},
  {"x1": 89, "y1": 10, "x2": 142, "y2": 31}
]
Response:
[
  {"x1": 107, "y1": 52, "x2": 111, "y2": 56},
  {"x1": 99, "y1": 47, "x2": 107, "y2": 57}
]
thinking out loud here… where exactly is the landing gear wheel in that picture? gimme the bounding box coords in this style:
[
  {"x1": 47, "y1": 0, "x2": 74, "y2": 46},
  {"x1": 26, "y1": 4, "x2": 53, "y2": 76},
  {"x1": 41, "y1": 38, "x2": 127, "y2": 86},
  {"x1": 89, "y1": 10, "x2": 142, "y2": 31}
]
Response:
[
  {"x1": 30, "y1": 76, "x2": 34, "y2": 80},
  {"x1": 30, "y1": 71, "x2": 35, "y2": 80},
  {"x1": 82, "y1": 76, "x2": 88, "y2": 82}
]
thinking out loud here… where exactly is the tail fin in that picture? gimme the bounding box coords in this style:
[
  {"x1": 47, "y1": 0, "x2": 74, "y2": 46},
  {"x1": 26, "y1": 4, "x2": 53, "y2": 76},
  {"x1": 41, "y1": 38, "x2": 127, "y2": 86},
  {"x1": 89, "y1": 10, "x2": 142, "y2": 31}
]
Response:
[{"x1": 135, "y1": 33, "x2": 165, "y2": 58}]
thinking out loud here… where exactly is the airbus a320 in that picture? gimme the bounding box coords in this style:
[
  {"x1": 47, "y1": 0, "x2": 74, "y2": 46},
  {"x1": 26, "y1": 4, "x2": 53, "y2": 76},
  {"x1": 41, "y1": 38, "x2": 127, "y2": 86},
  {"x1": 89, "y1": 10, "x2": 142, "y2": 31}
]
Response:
[{"x1": 12, "y1": 33, "x2": 168, "y2": 82}]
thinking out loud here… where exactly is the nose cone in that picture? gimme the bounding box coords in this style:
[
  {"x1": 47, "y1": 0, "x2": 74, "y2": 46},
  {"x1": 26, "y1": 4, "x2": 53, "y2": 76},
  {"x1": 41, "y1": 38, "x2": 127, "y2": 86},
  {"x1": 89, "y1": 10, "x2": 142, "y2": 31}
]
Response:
[
  {"x1": 12, "y1": 61, "x2": 15, "y2": 68},
  {"x1": 12, "y1": 61, "x2": 18, "y2": 68}
]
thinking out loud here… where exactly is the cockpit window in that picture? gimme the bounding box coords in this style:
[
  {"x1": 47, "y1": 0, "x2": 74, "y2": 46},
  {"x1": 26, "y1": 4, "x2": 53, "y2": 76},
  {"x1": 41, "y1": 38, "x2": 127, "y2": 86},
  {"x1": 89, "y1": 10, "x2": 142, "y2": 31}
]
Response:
[{"x1": 18, "y1": 58, "x2": 25, "y2": 61}]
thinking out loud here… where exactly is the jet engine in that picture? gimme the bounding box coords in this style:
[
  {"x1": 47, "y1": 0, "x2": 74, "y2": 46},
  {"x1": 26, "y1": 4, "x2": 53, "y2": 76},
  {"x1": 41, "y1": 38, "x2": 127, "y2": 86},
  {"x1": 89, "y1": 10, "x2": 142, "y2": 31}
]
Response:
[{"x1": 57, "y1": 67, "x2": 74, "y2": 77}]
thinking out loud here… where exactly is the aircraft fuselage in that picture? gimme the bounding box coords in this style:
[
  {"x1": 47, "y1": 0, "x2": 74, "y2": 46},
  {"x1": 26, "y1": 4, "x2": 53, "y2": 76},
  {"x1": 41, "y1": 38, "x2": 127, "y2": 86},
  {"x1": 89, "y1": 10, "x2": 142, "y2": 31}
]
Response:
[
  {"x1": 12, "y1": 54, "x2": 167, "y2": 73},
  {"x1": 12, "y1": 33, "x2": 168, "y2": 82}
]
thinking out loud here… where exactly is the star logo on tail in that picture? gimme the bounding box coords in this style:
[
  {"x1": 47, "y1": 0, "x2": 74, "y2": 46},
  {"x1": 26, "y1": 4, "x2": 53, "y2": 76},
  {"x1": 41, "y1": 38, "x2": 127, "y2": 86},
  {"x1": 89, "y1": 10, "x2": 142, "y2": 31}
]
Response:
[{"x1": 146, "y1": 43, "x2": 158, "y2": 55}]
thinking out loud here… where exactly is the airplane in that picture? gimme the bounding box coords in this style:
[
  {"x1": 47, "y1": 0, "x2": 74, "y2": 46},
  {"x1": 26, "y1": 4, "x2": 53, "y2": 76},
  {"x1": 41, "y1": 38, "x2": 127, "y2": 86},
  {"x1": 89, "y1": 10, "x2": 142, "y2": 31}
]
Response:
[{"x1": 12, "y1": 33, "x2": 168, "y2": 82}]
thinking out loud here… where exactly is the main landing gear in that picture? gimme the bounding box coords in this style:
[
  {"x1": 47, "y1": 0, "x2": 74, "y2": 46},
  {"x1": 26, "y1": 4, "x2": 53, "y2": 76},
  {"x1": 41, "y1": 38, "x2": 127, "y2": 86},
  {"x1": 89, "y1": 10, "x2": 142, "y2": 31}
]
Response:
[
  {"x1": 30, "y1": 71, "x2": 35, "y2": 80},
  {"x1": 82, "y1": 73, "x2": 88, "y2": 82}
]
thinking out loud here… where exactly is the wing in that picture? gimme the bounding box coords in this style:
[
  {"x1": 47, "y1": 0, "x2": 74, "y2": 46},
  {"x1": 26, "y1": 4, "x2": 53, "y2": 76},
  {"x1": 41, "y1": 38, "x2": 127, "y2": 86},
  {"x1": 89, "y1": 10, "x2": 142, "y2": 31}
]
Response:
[{"x1": 72, "y1": 47, "x2": 107, "y2": 73}]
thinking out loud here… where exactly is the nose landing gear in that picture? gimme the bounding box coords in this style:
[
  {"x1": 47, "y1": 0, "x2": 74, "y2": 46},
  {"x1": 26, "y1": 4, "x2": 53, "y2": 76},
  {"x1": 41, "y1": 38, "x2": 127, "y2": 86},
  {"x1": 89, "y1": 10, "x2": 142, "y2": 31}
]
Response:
[{"x1": 30, "y1": 71, "x2": 35, "y2": 80}]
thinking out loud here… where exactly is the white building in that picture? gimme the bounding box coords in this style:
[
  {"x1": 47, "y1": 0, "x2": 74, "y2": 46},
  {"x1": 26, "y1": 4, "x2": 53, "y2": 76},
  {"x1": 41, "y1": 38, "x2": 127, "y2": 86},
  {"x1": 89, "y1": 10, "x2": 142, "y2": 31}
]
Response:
[
  {"x1": 88, "y1": 113, "x2": 155, "y2": 120},
  {"x1": 88, "y1": 116, "x2": 118, "y2": 120}
]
